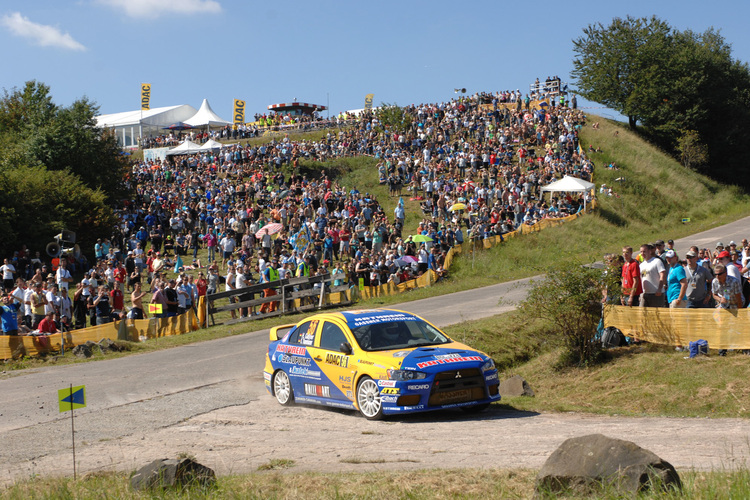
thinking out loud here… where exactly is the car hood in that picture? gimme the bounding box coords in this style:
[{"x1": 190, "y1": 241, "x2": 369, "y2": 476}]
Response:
[{"x1": 362, "y1": 342, "x2": 489, "y2": 372}]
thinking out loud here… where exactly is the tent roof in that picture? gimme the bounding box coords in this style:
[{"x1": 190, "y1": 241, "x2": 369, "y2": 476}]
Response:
[
  {"x1": 165, "y1": 140, "x2": 204, "y2": 156},
  {"x1": 540, "y1": 175, "x2": 595, "y2": 193},
  {"x1": 184, "y1": 99, "x2": 231, "y2": 127},
  {"x1": 199, "y1": 139, "x2": 225, "y2": 151},
  {"x1": 96, "y1": 104, "x2": 198, "y2": 128}
]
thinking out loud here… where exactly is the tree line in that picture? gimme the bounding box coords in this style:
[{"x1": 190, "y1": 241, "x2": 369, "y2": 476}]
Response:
[{"x1": 571, "y1": 16, "x2": 750, "y2": 186}]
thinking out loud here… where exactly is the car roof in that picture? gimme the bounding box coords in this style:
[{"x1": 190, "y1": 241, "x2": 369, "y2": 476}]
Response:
[{"x1": 299, "y1": 309, "x2": 420, "y2": 329}]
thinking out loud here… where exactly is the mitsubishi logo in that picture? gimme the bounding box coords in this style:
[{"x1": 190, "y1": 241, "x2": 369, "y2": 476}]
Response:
[{"x1": 455, "y1": 371, "x2": 462, "y2": 379}]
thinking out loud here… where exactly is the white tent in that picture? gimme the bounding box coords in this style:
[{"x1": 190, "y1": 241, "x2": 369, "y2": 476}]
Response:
[
  {"x1": 199, "y1": 139, "x2": 225, "y2": 151},
  {"x1": 540, "y1": 175, "x2": 596, "y2": 210},
  {"x1": 96, "y1": 104, "x2": 198, "y2": 147},
  {"x1": 184, "y1": 99, "x2": 231, "y2": 127},
  {"x1": 166, "y1": 140, "x2": 204, "y2": 156}
]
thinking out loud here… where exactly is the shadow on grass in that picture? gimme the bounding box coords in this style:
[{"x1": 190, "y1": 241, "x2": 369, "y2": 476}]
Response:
[{"x1": 597, "y1": 206, "x2": 629, "y2": 227}]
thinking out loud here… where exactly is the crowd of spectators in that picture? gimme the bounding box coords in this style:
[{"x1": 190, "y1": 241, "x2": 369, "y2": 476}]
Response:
[
  {"x1": 1, "y1": 89, "x2": 593, "y2": 336},
  {"x1": 605, "y1": 239, "x2": 750, "y2": 355}
]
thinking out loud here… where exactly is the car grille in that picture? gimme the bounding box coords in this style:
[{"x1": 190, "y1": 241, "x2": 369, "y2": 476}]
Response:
[{"x1": 428, "y1": 368, "x2": 486, "y2": 406}]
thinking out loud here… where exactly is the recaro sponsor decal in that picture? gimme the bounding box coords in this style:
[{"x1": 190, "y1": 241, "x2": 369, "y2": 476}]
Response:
[
  {"x1": 485, "y1": 372, "x2": 499, "y2": 382},
  {"x1": 377, "y1": 380, "x2": 397, "y2": 387},
  {"x1": 407, "y1": 383, "x2": 430, "y2": 391},
  {"x1": 304, "y1": 384, "x2": 331, "y2": 398},
  {"x1": 325, "y1": 353, "x2": 349, "y2": 368},
  {"x1": 416, "y1": 355, "x2": 483, "y2": 369}
]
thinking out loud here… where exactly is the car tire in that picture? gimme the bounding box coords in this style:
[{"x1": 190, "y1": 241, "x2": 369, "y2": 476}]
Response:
[
  {"x1": 461, "y1": 403, "x2": 490, "y2": 414},
  {"x1": 356, "y1": 376, "x2": 384, "y2": 420},
  {"x1": 273, "y1": 370, "x2": 294, "y2": 406}
]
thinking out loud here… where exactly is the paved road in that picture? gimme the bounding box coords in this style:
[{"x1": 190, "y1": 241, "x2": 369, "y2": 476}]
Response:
[{"x1": 2, "y1": 215, "x2": 749, "y2": 483}]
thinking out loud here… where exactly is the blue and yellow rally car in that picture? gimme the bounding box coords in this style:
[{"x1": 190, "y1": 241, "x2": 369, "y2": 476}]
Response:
[{"x1": 263, "y1": 309, "x2": 501, "y2": 419}]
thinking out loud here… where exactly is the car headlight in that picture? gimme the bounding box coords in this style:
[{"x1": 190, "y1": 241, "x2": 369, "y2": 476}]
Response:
[
  {"x1": 481, "y1": 358, "x2": 496, "y2": 372},
  {"x1": 387, "y1": 369, "x2": 427, "y2": 381}
]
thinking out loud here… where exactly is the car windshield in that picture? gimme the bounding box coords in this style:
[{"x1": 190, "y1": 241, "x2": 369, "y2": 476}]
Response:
[{"x1": 350, "y1": 320, "x2": 451, "y2": 351}]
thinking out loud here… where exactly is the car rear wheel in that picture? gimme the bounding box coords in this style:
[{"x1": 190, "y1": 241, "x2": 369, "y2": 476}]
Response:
[
  {"x1": 356, "y1": 376, "x2": 383, "y2": 420},
  {"x1": 273, "y1": 370, "x2": 294, "y2": 406}
]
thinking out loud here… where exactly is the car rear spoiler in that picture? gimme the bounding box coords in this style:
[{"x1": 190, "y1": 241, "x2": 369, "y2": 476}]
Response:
[{"x1": 270, "y1": 324, "x2": 296, "y2": 341}]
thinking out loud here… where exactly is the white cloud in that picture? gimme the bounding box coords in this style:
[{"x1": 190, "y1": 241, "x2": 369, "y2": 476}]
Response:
[
  {"x1": 1, "y1": 12, "x2": 86, "y2": 51},
  {"x1": 97, "y1": 0, "x2": 222, "y2": 18}
]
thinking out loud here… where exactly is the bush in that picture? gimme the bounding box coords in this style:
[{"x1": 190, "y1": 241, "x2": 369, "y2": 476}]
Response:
[{"x1": 520, "y1": 262, "x2": 614, "y2": 367}]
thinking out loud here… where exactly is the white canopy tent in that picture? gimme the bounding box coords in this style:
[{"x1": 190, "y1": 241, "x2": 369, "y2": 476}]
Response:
[
  {"x1": 199, "y1": 139, "x2": 224, "y2": 151},
  {"x1": 166, "y1": 140, "x2": 204, "y2": 156},
  {"x1": 96, "y1": 104, "x2": 198, "y2": 147},
  {"x1": 184, "y1": 99, "x2": 231, "y2": 128},
  {"x1": 540, "y1": 175, "x2": 596, "y2": 210}
]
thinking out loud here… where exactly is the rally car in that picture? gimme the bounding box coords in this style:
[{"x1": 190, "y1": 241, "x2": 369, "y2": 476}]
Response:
[{"x1": 263, "y1": 309, "x2": 501, "y2": 419}]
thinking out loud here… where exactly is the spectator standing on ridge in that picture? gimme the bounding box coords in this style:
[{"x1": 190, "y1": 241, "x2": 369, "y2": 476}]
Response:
[
  {"x1": 620, "y1": 246, "x2": 642, "y2": 307},
  {"x1": 684, "y1": 248, "x2": 712, "y2": 308},
  {"x1": 664, "y1": 250, "x2": 687, "y2": 308}
]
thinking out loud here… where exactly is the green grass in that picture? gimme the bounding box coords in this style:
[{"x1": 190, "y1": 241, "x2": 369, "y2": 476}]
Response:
[{"x1": 4, "y1": 467, "x2": 750, "y2": 499}]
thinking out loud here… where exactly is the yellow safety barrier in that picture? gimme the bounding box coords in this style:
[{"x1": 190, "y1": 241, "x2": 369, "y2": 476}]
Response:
[
  {"x1": 604, "y1": 305, "x2": 750, "y2": 349},
  {"x1": 0, "y1": 309, "x2": 199, "y2": 359}
]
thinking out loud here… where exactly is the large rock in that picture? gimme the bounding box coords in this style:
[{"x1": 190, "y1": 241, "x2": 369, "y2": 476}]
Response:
[
  {"x1": 71, "y1": 343, "x2": 93, "y2": 358},
  {"x1": 130, "y1": 458, "x2": 216, "y2": 491},
  {"x1": 536, "y1": 434, "x2": 681, "y2": 495},
  {"x1": 498, "y1": 375, "x2": 535, "y2": 397}
]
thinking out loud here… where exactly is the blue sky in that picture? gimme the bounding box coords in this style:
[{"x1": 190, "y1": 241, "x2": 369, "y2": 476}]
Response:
[{"x1": 2, "y1": 0, "x2": 749, "y2": 121}]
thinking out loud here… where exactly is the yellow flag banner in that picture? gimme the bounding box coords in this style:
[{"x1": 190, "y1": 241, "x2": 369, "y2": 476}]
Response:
[
  {"x1": 148, "y1": 303, "x2": 163, "y2": 314},
  {"x1": 233, "y1": 99, "x2": 245, "y2": 125},
  {"x1": 364, "y1": 93, "x2": 374, "y2": 111},
  {"x1": 141, "y1": 83, "x2": 151, "y2": 110},
  {"x1": 604, "y1": 305, "x2": 750, "y2": 349}
]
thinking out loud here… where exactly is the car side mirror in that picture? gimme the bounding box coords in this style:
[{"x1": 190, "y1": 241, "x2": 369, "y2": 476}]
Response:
[{"x1": 340, "y1": 342, "x2": 352, "y2": 355}]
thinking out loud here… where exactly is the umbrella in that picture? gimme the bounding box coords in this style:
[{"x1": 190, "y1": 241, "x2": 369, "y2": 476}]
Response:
[
  {"x1": 255, "y1": 223, "x2": 283, "y2": 239},
  {"x1": 162, "y1": 122, "x2": 194, "y2": 131},
  {"x1": 411, "y1": 234, "x2": 433, "y2": 243},
  {"x1": 396, "y1": 255, "x2": 418, "y2": 266},
  {"x1": 449, "y1": 203, "x2": 467, "y2": 212}
]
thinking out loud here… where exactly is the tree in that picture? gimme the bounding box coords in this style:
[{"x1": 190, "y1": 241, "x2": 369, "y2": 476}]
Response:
[
  {"x1": 571, "y1": 16, "x2": 672, "y2": 129},
  {"x1": 375, "y1": 103, "x2": 413, "y2": 133},
  {"x1": 520, "y1": 262, "x2": 615, "y2": 367},
  {"x1": 676, "y1": 130, "x2": 708, "y2": 171}
]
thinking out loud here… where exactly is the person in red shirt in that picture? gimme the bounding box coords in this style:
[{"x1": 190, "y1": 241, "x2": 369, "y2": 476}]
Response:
[
  {"x1": 113, "y1": 262, "x2": 127, "y2": 293},
  {"x1": 195, "y1": 273, "x2": 208, "y2": 297},
  {"x1": 621, "y1": 246, "x2": 643, "y2": 306},
  {"x1": 109, "y1": 287, "x2": 124, "y2": 314},
  {"x1": 37, "y1": 311, "x2": 58, "y2": 333}
]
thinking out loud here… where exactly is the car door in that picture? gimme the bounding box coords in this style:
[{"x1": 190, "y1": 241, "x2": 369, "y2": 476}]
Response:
[
  {"x1": 306, "y1": 319, "x2": 357, "y2": 404},
  {"x1": 281, "y1": 319, "x2": 324, "y2": 398}
]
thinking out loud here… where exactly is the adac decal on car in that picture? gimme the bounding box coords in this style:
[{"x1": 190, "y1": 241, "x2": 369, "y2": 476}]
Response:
[{"x1": 325, "y1": 353, "x2": 349, "y2": 368}]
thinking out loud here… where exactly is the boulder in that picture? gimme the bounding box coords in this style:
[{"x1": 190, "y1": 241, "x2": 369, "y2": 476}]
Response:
[
  {"x1": 130, "y1": 458, "x2": 216, "y2": 491},
  {"x1": 71, "y1": 343, "x2": 92, "y2": 358},
  {"x1": 536, "y1": 434, "x2": 681, "y2": 495},
  {"x1": 97, "y1": 338, "x2": 121, "y2": 353},
  {"x1": 498, "y1": 375, "x2": 535, "y2": 397}
]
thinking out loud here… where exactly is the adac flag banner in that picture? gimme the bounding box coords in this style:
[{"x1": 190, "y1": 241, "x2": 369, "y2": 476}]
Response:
[
  {"x1": 233, "y1": 99, "x2": 246, "y2": 125},
  {"x1": 141, "y1": 83, "x2": 151, "y2": 110},
  {"x1": 364, "y1": 93, "x2": 374, "y2": 111},
  {"x1": 58, "y1": 385, "x2": 86, "y2": 412}
]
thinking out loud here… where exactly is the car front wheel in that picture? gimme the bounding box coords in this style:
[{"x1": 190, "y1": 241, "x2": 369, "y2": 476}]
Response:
[
  {"x1": 273, "y1": 370, "x2": 294, "y2": 406},
  {"x1": 356, "y1": 376, "x2": 383, "y2": 420}
]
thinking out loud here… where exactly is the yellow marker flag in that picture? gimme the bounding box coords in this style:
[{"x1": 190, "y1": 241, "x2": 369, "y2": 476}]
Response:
[
  {"x1": 149, "y1": 303, "x2": 163, "y2": 314},
  {"x1": 58, "y1": 385, "x2": 86, "y2": 412},
  {"x1": 141, "y1": 83, "x2": 151, "y2": 110}
]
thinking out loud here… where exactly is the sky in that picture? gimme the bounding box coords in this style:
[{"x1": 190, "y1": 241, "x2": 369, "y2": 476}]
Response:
[{"x1": 2, "y1": 0, "x2": 749, "y2": 121}]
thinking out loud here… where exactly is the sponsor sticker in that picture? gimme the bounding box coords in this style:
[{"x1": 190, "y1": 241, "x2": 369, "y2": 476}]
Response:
[
  {"x1": 277, "y1": 354, "x2": 312, "y2": 366},
  {"x1": 377, "y1": 380, "x2": 397, "y2": 387},
  {"x1": 290, "y1": 366, "x2": 321, "y2": 378},
  {"x1": 381, "y1": 388, "x2": 400, "y2": 395},
  {"x1": 263, "y1": 372, "x2": 272, "y2": 381},
  {"x1": 407, "y1": 383, "x2": 430, "y2": 391},
  {"x1": 275, "y1": 345, "x2": 307, "y2": 356},
  {"x1": 380, "y1": 395, "x2": 398, "y2": 403},
  {"x1": 304, "y1": 384, "x2": 331, "y2": 398},
  {"x1": 325, "y1": 353, "x2": 349, "y2": 368},
  {"x1": 339, "y1": 375, "x2": 352, "y2": 383},
  {"x1": 416, "y1": 355, "x2": 483, "y2": 369},
  {"x1": 484, "y1": 372, "x2": 499, "y2": 382}
]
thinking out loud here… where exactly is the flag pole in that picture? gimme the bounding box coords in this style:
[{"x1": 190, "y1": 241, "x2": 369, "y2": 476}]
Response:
[{"x1": 69, "y1": 384, "x2": 77, "y2": 480}]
